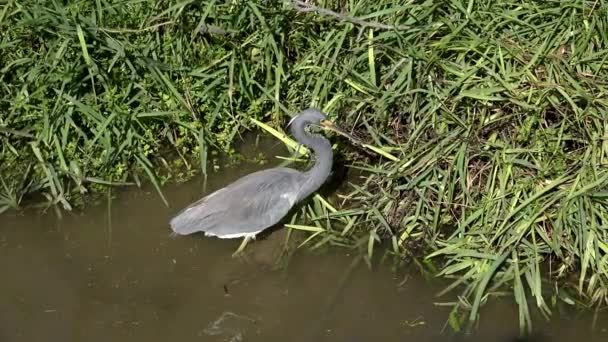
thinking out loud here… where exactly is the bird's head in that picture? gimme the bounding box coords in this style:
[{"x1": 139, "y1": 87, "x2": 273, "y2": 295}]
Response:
[{"x1": 287, "y1": 108, "x2": 349, "y2": 137}]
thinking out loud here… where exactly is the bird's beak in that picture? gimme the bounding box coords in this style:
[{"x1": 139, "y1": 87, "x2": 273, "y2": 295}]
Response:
[
  {"x1": 319, "y1": 119, "x2": 354, "y2": 139},
  {"x1": 319, "y1": 119, "x2": 340, "y2": 132}
]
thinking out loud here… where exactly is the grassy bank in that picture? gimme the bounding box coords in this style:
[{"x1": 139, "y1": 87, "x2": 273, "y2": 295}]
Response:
[{"x1": 2, "y1": 0, "x2": 608, "y2": 333}]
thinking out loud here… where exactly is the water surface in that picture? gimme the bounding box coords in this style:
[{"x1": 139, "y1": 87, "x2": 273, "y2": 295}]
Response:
[{"x1": 1, "y1": 134, "x2": 606, "y2": 342}]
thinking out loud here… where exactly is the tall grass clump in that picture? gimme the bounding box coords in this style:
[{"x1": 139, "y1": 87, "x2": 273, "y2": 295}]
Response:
[{"x1": 2, "y1": 0, "x2": 608, "y2": 333}]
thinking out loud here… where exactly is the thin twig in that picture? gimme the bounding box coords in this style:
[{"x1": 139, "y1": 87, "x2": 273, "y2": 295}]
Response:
[
  {"x1": 288, "y1": 0, "x2": 410, "y2": 31},
  {"x1": 98, "y1": 21, "x2": 174, "y2": 34}
]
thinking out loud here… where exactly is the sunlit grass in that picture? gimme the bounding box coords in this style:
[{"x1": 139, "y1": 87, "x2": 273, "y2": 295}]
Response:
[{"x1": 2, "y1": 0, "x2": 608, "y2": 334}]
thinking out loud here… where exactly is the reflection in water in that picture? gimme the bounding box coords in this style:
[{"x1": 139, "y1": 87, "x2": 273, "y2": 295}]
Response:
[{"x1": 0, "y1": 134, "x2": 607, "y2": 342}]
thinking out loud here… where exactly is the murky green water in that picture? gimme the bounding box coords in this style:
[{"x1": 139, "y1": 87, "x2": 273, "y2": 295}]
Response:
[{"x1": 1, "y1": 134, "x2": 607, "y2": 342}]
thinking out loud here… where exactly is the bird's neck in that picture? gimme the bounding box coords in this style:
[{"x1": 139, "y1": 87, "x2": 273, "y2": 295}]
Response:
[{"x1": 291, "y1": 121, "x2": 333, "y2": 199}]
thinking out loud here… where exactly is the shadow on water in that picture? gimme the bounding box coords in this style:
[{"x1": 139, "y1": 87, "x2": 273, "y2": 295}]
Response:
[{"x1": 1, "y1": 133, "x2": 607, "y2": 342}]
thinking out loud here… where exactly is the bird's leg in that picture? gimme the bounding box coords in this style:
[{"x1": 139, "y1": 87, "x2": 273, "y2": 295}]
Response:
[{"x1": 231, "y1": 235, "x2": 252, "y2": 258}]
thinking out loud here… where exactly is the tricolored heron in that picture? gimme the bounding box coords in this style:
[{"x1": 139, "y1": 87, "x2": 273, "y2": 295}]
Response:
[{"x1": 169, "y1": 108, "x2": 345, "y2": 255}]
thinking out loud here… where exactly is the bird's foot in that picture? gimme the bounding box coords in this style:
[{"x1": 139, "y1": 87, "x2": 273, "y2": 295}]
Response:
[{"x1": 231, "y1": 236, "x2": 252, "y2": 258}]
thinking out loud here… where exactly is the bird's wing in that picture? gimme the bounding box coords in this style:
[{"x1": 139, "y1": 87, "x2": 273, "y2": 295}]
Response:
[{"x1": 169, "y1": 167, "x2": 304, "y2": 237}]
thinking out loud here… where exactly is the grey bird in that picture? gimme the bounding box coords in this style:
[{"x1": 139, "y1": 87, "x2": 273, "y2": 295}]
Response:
[{"x1": 168, "y1": 108, "x2": 346, "y2": 254}]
